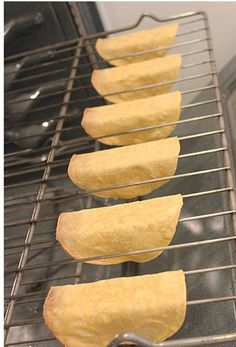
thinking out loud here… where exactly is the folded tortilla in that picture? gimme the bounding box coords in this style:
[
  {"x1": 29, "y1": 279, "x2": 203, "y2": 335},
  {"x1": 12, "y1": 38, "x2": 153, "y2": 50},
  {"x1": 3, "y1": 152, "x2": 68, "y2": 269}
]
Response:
[
  {"x1": 82, "y1": 91, "x2": 181, "y2": 146},
  {"x1": 57, "y1": 194, "x2": 183, "y2": 265},
  {"x1": 68, "y1": 137, "x2": 180, "y2": 199},
  {"x1": 96, "y1": 23, "x2": 179, "y2": 66},
  {"x1": 44, "y1": 271, "x2": 186, "y2": 347},
  {"x1": 91, "y1": 54, "x2": 181, "y2": 103}
]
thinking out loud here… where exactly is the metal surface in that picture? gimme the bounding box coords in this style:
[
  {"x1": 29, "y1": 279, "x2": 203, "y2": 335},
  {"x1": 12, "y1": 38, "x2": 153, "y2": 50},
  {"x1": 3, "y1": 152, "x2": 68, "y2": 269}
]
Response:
[
  {"x1": 108, "y1": 332, "x2": 236, "y2": 347},
  {"x1": 4, "y1": 10, "x2": 236, "y2": 347},
  {"x1": 4, "y1": 2, "x2": 79, "y2": 57}
]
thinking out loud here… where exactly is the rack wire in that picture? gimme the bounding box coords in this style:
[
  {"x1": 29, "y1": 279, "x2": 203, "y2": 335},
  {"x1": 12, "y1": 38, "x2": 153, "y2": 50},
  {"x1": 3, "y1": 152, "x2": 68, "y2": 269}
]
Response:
[{"x1": 4, "y1": 8, "x2": 236, "y2": 347}]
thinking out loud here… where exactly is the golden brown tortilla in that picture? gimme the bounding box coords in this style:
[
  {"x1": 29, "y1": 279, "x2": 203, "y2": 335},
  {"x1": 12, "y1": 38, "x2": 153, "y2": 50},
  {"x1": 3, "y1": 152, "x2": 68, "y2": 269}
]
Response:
[
  {"x1": 96, "y1": 23, "x2": 179, "y2": 66},
  {"x1": 68, "y1": 137, "x2": 180, "y2": 199},
  {"x1": 43, "y1": 271, "x2": 186, "y2": 347},
  {"x1": 82, "y1": 91, "x2": 181, "y2": 146},
  {"x1": 91, "y1": 54, "x2": 181, "y2": 103},
  {"x1": 57, "y1": 194, "x2": 183, "y2": 264}
]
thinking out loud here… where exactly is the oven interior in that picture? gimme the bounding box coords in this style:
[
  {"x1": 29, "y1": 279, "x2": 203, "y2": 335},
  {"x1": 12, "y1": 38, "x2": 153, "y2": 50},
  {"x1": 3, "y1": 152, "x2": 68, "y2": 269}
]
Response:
[{"x1": 4, "y1": 4, "x2": 236, "y2": 347}]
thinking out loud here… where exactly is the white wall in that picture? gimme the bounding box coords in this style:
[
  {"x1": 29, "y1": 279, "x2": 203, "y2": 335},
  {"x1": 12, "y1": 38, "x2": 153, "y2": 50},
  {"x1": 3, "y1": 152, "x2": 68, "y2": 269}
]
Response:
[{"x1": 97, "y1": 1, "x2": 236, "y2": 72}]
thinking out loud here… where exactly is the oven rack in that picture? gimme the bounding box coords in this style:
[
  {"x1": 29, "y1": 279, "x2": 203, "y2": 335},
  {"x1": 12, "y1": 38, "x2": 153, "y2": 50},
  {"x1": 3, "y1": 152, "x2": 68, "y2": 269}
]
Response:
[
  {"x1": 3, "y1": 139, "x2": 229, "y2": 200},
  {"x1": 4, "y1": 9, "x2": 236, "y2": 347},
  {"x1": 4, "y1": 73, "x2": 219, "y2": 127}
]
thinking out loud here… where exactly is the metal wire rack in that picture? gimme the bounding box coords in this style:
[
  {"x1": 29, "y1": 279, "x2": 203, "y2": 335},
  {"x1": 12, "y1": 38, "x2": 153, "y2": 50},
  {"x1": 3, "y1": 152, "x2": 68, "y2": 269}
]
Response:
[{"x1": 4, "y1": 8, "x2": 236, "y2": 347}]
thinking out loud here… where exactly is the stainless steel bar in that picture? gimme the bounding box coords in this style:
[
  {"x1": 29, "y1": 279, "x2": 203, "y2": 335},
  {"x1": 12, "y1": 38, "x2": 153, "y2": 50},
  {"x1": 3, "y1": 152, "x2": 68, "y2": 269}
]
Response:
[
  {"x1": 5, "y1": 163, "x2": 226, "y2": 192},
  {"x1": 4, "y1": 40, "x2": 84, "y2": 341},
  {"x1": 5, "y1": 71, "x2": 90, "y2": 96},
  {"x1": 105, "y1": 37, "x2": 208, "y2": 63},
  {"x1": 182, "y1": 60, "x2": 213, "y2": 69},
  {"x1": 5, "y1": 128, "x2": 223, "y2": 181},
  {"x1": 5, "y1": 38, "x2": 209, "y2": 89},
  {"x1": 4, "y1": 180, "x2": 230, "y2": 214},
  {"x1": 4, "y1": 39, "x2": 79, "y2": 63},
  {"x1": 177, "y1": 26, "x2": 207, "y2": 37},
  {"x1": 5, "y1": 172, "x2": 67, "y2": 190},
  {"x1": 6, "y1": 54, "x2": 212, "y2": 100},
  {"x1": 5, "y1": 83, "x2": 217, "y2": 118},
  {"x1": 5, "y1": 206, "x2": 236, "y2": 234},
  {"x1": 5, "y1": 215, "x2": 57, "y2": 228},
  {"x1": 185, "y1": 264, "x2": 236, "y2": 275},
  {"x1": 178, "y1": 146, "x2": 226, "y2": 158},
  {"x1": 83, "y1": 33, "x2": 209, "y2": 59},
  {"x1": 4, "y1": 296, "x2": 52, "y2": 305},
  {"x1": 4, "y1": 229, "x2": 54, "y2": 243},
  {"x1": 4, "y1": 111, "x2": 78, "y2": 130},
  {"x1": 4, "y1": 263, "x2": 236, "y2": 291},
  {"x1": 181, "y1": 99, "x2": 219, "y2": 110},
  {"x1": 204, "y1": 10, "x2": 236, "y2": 324},
  {"x1": 6, "y1": 19, "x2": 204, "y2": 70},
  {"x1": 23, "y1": 56, "x2": 210, "y2": 102},
  {"x1": 6, "y1": 207, "x2": 234, "y2": 256},
  {"x1": 4, "y1": 296, "x2": 236, "y2": 329},
  {"x1": 4, "y1": 36, "x2": 208, "y2": 87},
  {"x1": 5, "y1": 289, "x2": 236, "y2": 308},
  {"x1": 181, "y1": 84, "x2": 218, "y2": 95},
  {"x1": 204, "y1": 18, "x2": 236, "y2": 195},
  {"x1": 5, "y1": 202, "x2": 235, "y2": 256},
  {"x1": 5, "y1": 273, "x2": 69, "y2": 289},
  {"x1": 5, "y1": 211, "x2": 233, "y2": 257},
  {"x1": 4, "y1": 142, "x2": 226, "y2": 182},
  {"x1": 4, "y1": 185, "x2": 231, "y2": 207},
  {"x1": 4, "y1": 68, "x2": 216, "y2": 119},
  {"x1": 4, "y1": 49, "x2": 74, "y2": 78},
  {"x1": 4, "y1": 143, "x2": 94, "y2": 174},
  {"x1": 5, "y1": 236, "x2": 236, "y2": 274},
  {"x1": 5, "y1": 263, "x2": 236, "y2": 301},
  {"x1": 5, "y1": 158, "x2": 67, "y2": 178},
  {"x1": 8, "y1": 66, "x2": 68, "y2": 84},
  {"x1": 7, "y1": 30, "x2": 209, "y2": 84},
  {"x1": 30, "y1": 166, "x2": 227, "y2": 197},
  {"x1": 179, "y1": 210, "x2": 235, "y2": 222},
  {"x1": 203, "y1": 13, "x2": 236, "y2": 319},
  {"x1": 4, "y1": 185, "x2": 232, "y2": 224},
  {"x1": 108, "y1": 332, "x2": 236, "y2": 347},
  {"x1": 5, "y1": 291, "x2": 53, "y2": 302},
  {"x1": 8, "y1": 67, "x2": 91, "y2": 90},
  {"x1": 4, "y1": 318, "x2": 44, "y2": 328},
  {"x1": 4, "y1": 100, "x2": 221, "y2": 149},
  {"x1": 4, "y1": 112, "x2": 222, "y2": 161},
  {"x1": 5, "y1": 142, "x2": 85, "y2": 168},
  {"x1": 11, "y1": 55, "x2": 212, "y2": 88},
  {"x1": 77, "y1": 24, "x2": 207, "y2": 44},
  {"x1": 4, "y1": 167, "x2": 230, "y2": 220},
  {"x1": 5, "y1": 245, "x2": 55, "y2": 257},
  {"x1": 4, "y1": 160, "x2": 227, "y2": 216},
  {"x1": 7, "y1": 187, "x2": 231, "y2": 227},
  {"x1": 48, "y1": 68, "x2": 216, "y2": 101},
  {"x1": 5, "y1": 333, "x2": 236, "y2": 347},
  {"x1": 183, "y1": 187, "x2": 232, "y2": 198},
  {"x1": 179, "y1": 130, "x2": 224, "y2": 141},
  {"x1": 189, "y1": 296, "x2": 236, "y2": 305},
  {"x1": 5, "y1": 239, "x2": 55, "y2": 251},
  {"x1": 4, "y1": 136, "x2": 91, "y2": 161},
  {"x1": 181, "y1": 48, "x2": 210, "y2": 57},
  {"x1": 4, "y1": 12, "x2": 205, "y2": 63}
]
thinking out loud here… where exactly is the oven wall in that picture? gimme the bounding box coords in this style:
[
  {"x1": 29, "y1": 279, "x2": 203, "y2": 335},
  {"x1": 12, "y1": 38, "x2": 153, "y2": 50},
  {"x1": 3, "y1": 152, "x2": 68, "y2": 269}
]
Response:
[{"x1": 4, "y1": 2, "x2": 104, "y2": 57}]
